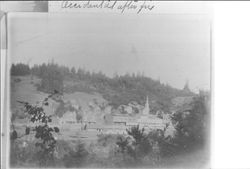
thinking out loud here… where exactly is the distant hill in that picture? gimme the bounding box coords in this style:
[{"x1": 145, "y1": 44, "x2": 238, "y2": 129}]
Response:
[{"x1": 11, "y1": 62, "x2": 197, "y2": 114}]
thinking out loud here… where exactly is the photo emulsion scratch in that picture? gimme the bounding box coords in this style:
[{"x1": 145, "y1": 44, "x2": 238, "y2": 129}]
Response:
[{"x1": 2, "y1": 1, "x2": 211, "y2": 168}]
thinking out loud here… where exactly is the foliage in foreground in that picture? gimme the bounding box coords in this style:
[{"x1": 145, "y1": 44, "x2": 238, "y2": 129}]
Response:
[{"x1": 10, "y1": 91, "x2": 60, "y2": 167}]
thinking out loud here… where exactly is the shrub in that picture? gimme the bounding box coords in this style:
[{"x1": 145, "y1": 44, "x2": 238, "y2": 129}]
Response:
[
  {"x1": 172, "y1": 94, "x2": 210, "y2": 151},
  {"x1": 148, "y1": 130, "x2": 177, "y2": 158},
  {"x1": 10, "y1": 140, "x2": 39, "y2": 167},
  {"x1": 114, "y1": 126, "x2": 153, "y2": 166},
  {"x1": 63, "y1": 142, "x2": 89, "y2": 168}
]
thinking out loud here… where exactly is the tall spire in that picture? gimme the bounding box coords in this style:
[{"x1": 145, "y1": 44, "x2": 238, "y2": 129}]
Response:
[{"x1": 143, "y1": 96, "x2": 149, "y2": 115}]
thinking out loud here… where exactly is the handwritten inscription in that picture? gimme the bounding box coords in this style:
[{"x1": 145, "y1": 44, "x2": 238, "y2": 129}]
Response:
[{"x1": 61, "y1": 0, "x2": 155, "y2": 14}]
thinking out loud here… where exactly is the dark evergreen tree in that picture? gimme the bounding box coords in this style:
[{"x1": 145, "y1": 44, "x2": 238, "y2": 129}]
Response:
[{"x1": 11, "y1": 63, "x2": 30, "y2": 76}]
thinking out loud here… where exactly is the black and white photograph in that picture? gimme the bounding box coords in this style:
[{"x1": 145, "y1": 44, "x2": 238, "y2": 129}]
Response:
[{"x1": 1, "y1": 1, "x2": 212, "y2": 168}]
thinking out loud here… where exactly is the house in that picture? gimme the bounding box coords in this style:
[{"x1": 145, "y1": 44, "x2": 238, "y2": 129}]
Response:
[
  {"x1": 82, "y1": 112, "x2": 97, "y2": 125},
  {"x1": 59, "y1": 111, "x2": 77, "y2": 125},
  {"x1": 112, "y1": 115, "x2": 131, "y2": 126},
  {"x1": 111, "y1": 96, "x2": 167, "y2": 132}
]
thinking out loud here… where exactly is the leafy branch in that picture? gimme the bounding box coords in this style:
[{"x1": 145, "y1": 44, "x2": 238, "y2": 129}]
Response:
[{"x1": 11, "y1": 90, "x2": 61, "y2": 166}]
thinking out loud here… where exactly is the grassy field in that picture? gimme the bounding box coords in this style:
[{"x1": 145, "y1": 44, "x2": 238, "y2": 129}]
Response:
[
  {"x1": 63, "y1": 91, "x2": 107, "y2": 111},
  {"x1": 11, "y1": 76, "x2": 59, "y2": 118},
  {"x1": 11, "y1": 75, "x2": 107, "y2": 120}
]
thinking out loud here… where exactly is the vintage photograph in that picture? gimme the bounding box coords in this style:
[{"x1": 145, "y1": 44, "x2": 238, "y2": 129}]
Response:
[{"x1": 4, "y1": 1, "x2": 211, "y2": 168}]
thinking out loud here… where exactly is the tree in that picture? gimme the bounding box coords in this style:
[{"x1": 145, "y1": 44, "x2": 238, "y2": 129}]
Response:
[
  {"x1": 172, "y1": 94, "x2": 210, "y2": 149},
  {"x1": 76, "y1": 112, "x2": 82, "y2": 123},
  {"x1": 39, "y1": 64, "x2": 64, "y2": 94},
  {"x1": 11, "y1": 91, "x2": 60, "y2": 167},
  {"x1": 63, "y1": 142, "x2": 89, "y2": 167},
  {"x1": 148, "y1": 130, "x2": 177, "y2": 157},
  {"x1": 116, "y1": 136, "x2": 130, "y2": 154},
  {"x1": 126, "y1": 126, "x2": 152, "y2": 160},
  {"x1": 126, "y1": 125, "x2": 145, "y2": 146},
  {"x1": 71, "y1": 67, "x2": 76, "y2": 78},
  {"x1": 11, "y1": 63, "x2": 30, "y2": 76},
  {"x1": 77, "y1": 68, "x2": 85, "y2": 80}
]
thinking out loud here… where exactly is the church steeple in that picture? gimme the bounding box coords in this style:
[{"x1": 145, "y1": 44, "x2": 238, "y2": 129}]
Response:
[{"x1": 143, "y1": 96, "x2": 150, "y2": 115}]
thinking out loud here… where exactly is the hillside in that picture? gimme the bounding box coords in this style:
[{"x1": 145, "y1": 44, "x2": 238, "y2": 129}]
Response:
[
  {"x1": 11, "y1": 62, "x2": 197, "y2": 118},
  {"x1": 11, "y1": 76, "x2": 59, "y2": 121}
]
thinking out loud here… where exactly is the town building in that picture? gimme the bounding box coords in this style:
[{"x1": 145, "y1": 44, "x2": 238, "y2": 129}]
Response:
[
  {"x1": 136, "y1": 96, "x2": 166, "y2": 130},
  {"x1": 107, "y1": 96, "x2": 166, "y2": 132},
  {"x1": 59, "y1": 111, "x2": 77, "y2": 125},
  {"x1": 58, "y1": 96, "x2": 172, "y2": 135}
]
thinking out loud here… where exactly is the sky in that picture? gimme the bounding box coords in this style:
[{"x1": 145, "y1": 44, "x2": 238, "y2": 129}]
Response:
[{"x1": 8, "y1": 11, "x2": 211, "y2": 92}]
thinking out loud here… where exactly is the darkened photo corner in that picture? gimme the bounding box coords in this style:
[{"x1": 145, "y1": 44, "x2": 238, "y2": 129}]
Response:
[{"x1": 2, "y1": 1, "x2": 211, "y2": 168}]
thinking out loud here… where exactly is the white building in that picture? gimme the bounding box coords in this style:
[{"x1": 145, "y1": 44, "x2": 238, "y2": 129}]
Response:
[
  {"x1": 111, "y1": 96, "x2": 167, "y2": 132},
  {"x1": 136, "y1": 96, "x2": 166, "y2": 130}
]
